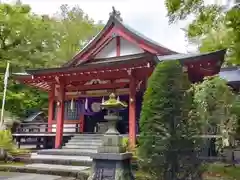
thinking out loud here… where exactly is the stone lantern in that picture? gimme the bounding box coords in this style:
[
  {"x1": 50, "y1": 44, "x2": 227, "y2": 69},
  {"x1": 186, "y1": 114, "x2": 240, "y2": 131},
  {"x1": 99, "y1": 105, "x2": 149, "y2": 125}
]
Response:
[{"x1": 88, "y1": 93, "x2": 134, "y2": 180}]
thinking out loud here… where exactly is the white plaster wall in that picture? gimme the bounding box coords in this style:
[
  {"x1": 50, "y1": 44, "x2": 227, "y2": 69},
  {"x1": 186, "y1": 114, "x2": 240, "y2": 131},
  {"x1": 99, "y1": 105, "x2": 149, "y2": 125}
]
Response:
[
  {"x1": 94, "y1": 37, "x2": 144, "y2": 59},
  {"x1": 120, "y1": 37, "x2": 144, "y2": 56},
  {"x1": 51, "y1": 124, "x2": 78, "y2": 133},
  {"x1": 95, "y1": 38, "x2": 116, "y2": 58}
]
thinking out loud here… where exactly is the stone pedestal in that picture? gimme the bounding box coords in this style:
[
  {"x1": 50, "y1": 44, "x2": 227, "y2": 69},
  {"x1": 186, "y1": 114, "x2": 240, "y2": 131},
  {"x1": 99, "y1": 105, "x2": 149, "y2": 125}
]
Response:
[{"x1": 88, "y1": 153, "x2": 134, "y2": 180}]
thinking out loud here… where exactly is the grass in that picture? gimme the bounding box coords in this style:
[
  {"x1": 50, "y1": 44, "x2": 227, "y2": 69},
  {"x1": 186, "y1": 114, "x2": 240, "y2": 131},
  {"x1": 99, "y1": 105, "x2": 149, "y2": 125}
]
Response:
[
  {"x1": 203, "y1": 163, "x2": 240, "y2": 180},
  {"x1": 135, "y1": 164, "x2": 240, "y2": 180}
]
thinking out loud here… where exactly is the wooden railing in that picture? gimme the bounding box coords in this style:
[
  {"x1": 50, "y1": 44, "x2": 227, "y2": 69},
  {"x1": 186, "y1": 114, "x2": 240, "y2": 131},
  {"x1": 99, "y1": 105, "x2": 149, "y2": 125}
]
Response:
[{"x1": 15, "y1": 123, "x2": 81, "y2": 134}]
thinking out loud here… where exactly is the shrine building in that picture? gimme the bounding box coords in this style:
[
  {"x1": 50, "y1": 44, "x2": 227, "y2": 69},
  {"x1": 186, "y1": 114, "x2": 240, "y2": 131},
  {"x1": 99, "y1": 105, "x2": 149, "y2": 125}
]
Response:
[{"x1": 14, "y1": 8, "x2": 227, "y2": 149}]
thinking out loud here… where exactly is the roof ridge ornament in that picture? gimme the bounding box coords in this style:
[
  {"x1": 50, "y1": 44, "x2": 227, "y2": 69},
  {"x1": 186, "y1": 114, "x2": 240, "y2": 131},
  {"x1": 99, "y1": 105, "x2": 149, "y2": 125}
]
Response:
[{"x1": 109, "y1": 6, "x2": 123, "y2": 22}]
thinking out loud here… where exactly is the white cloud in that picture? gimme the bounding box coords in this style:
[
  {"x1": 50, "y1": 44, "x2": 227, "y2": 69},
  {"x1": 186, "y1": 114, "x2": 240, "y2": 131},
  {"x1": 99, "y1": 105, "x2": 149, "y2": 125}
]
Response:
[{"x1": 3, "y1": 0, "x2": 194, "y2": 53}]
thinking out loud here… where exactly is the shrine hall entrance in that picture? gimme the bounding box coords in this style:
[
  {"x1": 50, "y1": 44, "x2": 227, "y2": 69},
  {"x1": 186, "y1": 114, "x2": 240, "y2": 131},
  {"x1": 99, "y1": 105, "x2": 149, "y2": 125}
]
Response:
[{"x1": 83, "y1": 108, "x2": 129, "y2": 134}]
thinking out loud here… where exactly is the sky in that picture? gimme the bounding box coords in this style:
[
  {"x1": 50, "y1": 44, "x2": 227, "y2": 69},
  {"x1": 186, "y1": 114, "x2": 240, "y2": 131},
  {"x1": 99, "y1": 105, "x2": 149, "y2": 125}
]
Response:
[{"x1": 2, "y1": 0, "x2": 233, "y2": 53}]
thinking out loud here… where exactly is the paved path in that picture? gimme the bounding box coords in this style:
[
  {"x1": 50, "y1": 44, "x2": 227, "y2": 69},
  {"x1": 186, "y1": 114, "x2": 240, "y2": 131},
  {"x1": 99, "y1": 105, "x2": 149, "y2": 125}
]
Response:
[{"x1": 0, "y1": 172, "x2": 67, "y2": 180}]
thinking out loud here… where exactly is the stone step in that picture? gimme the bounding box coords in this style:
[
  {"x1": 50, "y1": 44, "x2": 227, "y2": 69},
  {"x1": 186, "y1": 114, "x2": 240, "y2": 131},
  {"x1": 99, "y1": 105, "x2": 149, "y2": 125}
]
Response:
[
  {"x1": 64, "y1": 143, "x2": 100, "y2": 149},
  {"x1": 66, "y1": 141, "x2": 102, "y2": 146},
  {"x1": 69, "y1": 137, "x2": 102, "y2": 142},
  {"x1": 30, "y1": 154, "x2": 92, "y2": 166},
  {"x1": 37, "y1": 149, "x2": 95, "y2": 156},
  {"x1": 70, "y1": 135, "x2": 102, "y2": 140},
  {"x1": 73, "y1": 134, "x2": 102, "y2": 137},
  {"x1": 62, "y1": 146, "x2": 98, "y2": 152}
]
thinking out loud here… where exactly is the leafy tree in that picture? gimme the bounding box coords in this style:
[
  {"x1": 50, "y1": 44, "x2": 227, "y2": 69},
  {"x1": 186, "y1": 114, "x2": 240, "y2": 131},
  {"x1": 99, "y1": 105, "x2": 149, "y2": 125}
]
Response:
[
  {"x1": 0, "y1": 2, "x2": 102, "y2": 118},
  {"x1": 51, "y1": 4, "x2": 103, "y2": 65},
  {"x1": 0, "y1": 3, "x2": 58, "y2": 118},
  {"x1": 192, "y1": 76, "x2": 238, "y2": 151},
  {"x1": 138, "y1": 61, "x2": 203, "y2": 180},
  {"x1": 165, "y1": 0, "x2": 240, "y2": 65}
]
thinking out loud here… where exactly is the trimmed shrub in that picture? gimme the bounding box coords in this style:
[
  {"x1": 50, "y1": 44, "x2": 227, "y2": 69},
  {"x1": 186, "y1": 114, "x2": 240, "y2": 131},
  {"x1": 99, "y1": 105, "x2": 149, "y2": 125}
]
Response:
[{"x1": 138, "y1": 61, "x2": 203, "y2": 180}]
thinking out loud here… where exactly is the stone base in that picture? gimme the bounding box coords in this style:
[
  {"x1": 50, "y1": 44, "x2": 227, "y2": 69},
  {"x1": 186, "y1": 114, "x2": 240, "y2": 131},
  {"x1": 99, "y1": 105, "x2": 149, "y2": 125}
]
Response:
[
  {"x1": 98, "y1": 134, "x2": 124, "y2": 153},
  {"x1": 88, "y1": 153, "x2": 134, "y2": 180}
]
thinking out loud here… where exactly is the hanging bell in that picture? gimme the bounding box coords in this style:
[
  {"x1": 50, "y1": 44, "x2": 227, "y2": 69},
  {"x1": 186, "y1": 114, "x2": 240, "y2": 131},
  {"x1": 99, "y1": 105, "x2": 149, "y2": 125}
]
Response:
[{"x1": 70, "y1": 98, "x2": 74, "y2": 111}]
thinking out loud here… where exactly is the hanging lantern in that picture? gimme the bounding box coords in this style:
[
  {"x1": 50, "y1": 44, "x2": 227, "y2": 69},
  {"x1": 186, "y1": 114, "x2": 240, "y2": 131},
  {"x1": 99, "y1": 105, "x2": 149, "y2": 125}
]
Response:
[
  {"x1": 70, "y1": 98, "x2": 74, "y2": 111},
  {"x1": 102, "y1": 96, "x2": 105, "y2": 104},
  {"x1": 85, "y1": 98, "x2": 88, "y2": 110}
]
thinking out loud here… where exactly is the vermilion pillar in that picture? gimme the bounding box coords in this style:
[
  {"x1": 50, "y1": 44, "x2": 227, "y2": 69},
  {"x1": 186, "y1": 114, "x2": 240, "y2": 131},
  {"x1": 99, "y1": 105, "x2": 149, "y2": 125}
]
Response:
[
  {"x1": 55, "y1": 83, "x2": 65, "y2": 149},
  {"x1": 47, "y1": 86, "x2": 55, "y2": 133},
  {"x1": 129, "y1": 78, "x2": 136, "y2": 148},
  {"x1": 79, "y1": 114, "x2": 85, "y2": 133}
]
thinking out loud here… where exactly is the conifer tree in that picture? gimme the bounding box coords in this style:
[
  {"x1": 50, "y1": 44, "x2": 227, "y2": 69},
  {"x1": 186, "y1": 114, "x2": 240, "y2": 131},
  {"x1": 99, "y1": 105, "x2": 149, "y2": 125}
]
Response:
[{"x1": 138, "y1": 61, "x2": 203, "y2": 180}]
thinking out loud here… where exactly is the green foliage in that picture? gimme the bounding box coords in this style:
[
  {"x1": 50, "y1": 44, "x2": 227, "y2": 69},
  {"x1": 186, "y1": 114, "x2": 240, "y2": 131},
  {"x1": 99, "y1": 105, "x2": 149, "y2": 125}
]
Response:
[
  {"x1": 0, "y1": 2, "x2": 102, "y2": 118},
  {"x1": 51, "y1": 4, "x2": 104, "y2": 65},
  {"x1": 164, "y1": 0, "x2": 240, "y2": 65},
  {"x1": 192, "y1": 76, "x2": 238, "y2": 151},
  {"x1": 231, "y1": 95, "x2": 240, "y2": 136},
  {"x1": 0, "y1": 130, "x2": 29, "y2": 159},
  {"x1": 138, "y1": 61, "x2": 203, "y2": 180},
  {"x1": 165, "y1": 0, "x2": 204, "y2": 23},
  {"x1": 0, "y1": 130, "x2": 14, "y2": 152},
  {"x1": 205, "y1": 163, "x2": 240, "y2": 180},
  {"x1": 122, "y1": 137, "x2": 129, "y2": 151}
]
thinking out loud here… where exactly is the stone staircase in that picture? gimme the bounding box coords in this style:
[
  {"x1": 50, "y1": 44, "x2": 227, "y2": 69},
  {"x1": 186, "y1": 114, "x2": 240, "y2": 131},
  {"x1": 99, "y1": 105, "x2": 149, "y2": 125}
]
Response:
[{"x1": 26, "y1": 134, "x2": 103, "y2": 171}]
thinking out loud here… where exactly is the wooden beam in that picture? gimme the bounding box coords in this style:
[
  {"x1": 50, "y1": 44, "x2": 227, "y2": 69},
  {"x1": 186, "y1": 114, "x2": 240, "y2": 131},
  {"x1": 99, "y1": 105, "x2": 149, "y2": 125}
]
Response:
[
  {"x1": 116, "y1": 36, "x2": 120, "y2": 56},
  {"x1": 55, "y1": 82, "x2": 65, "y2": 149},
  {"x1": 24, "y1": 70, "x2": 128, "y2": 84},
  {"x1": 129, "y1": 76, "x2": 136, "y2": 149},
  {"x1": 48, "y1": 85, "x2": 55, "y2": 133},
  {"x1": 67, "y1": 82, "x2": 129, "y2": 91},
  {"x1": 23, "y1": 58, "x2": 151, "y2": 83},
  {"x1": 24, "y1": 66, "x2": 153, "y2": 85}
]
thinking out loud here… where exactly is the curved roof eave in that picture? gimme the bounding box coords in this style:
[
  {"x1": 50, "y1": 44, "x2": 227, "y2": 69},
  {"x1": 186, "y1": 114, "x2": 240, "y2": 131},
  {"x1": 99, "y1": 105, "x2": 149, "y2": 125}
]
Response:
[{"x1": 155, "y1": 49, "x2": 226, "y2": 63}]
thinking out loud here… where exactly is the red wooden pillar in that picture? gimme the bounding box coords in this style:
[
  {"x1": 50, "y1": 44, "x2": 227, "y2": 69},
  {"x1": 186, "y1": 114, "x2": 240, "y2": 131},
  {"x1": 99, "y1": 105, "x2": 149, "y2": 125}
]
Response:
[
  {"x1": 129, "y1": 77, "x2": 136, "y2": 149},
  {"x1": 55, "y1": 83, "x2": 65, "y2": 149},
  {"x1": 47, "y1": 87, "x2": 54, "y2": 133},
  {"x1": 79, "y1": 114, "x2": 85, "y2": 133}
]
